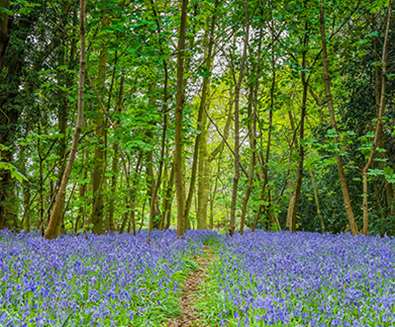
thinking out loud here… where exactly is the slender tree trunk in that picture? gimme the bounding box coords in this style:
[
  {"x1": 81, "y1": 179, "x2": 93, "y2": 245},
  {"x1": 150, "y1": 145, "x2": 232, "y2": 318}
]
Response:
[
  {"x1": 240, "y1": 85, "x2": 256, "y2": 234},
  {"x1": 276, "y1": 109, "x2": 298, "y2": 206},
  {"x1": 120, "y1": 154, "x2": 141, "y2": 234},
  {"x1": 196, "y1": 110, "x2": 209, "y2": 229},
  {"x1": 263, "y1": 23, "x2": 279, "y2": 230},
  {"x1": 144, "y1": 90, "x2": 161, "y2": 236},
  {"x1": 146, "y1": 1, "x2": 170, "y2": 231},
  {"x1": 107, "y1": 148, "x2": 118, "y2": 231},
  {"x1": 385, "y1": 182, "x2": 394, "y2": 217},
  {"x1": 0, "y1": 0, "x2": 10, "y2": 69},
  {"x1": 286, "y1": 22, "x2": 309, "y2": 232},
  {"x1": 361, "y1": 0, "x2": 392, "y2": 235},
  {"x1": 107, "y1": 75, "x2": 124, "y2": 231},
  {"x1": 319, "y1": 0, "x2": 358, "y2": 235},
  {"x1": 22, "y1": 186, "x2": 30, "y2": 231},
  {"x1": 209, "y1": 97, "x2": 233, "y2": 162},
  {"x1": 160, "y1": 161, "x2": 175, "y2": 230},
  {"x1": 309, "y1": 170, "x2": 325, "y2": 232},
  {"x1": 175, "y1": 0, "x2": 188, "y2": 237},
  {"x1": 19, "y1": 144, "x2": 30, "y2": 231},
  {"x1": 242, "y1": 23, "x2": 269, "y2": 233},
  {"x1": 53, "y1": 35, "x2": 74, "y2": 233},
  {"x1": 90, "y1": 16, "x2": 109, "y2": 234},
  {"x1": 240, "y1": 39, "x2": 262, "y2": 234},
  {"x1": 207, "y1": 100, "x2": 233, "y2": 230},
  {"x1": 229, "y1": 0, "x2": 249, "y2": 235},
  {"x1": 38, "y1": 133, "x2": 45, "y2": 232},
  {"x1": 75, "y1": 149, "x2": 87, "y2": 233},
  {"x1": 146, "y1": 151, "x2": 159, "y2": 231},
  {"x1": 286, "y1": 78, "x2": 307, "y2": 232},
  {"x1": 209, "y1": 166, "x2": 219, "y2": 230},
  {"x1": 196, "y1": 2, "x2": 218, "y2": 229},
  {"x1": 45, "y1": 0, "x2": 86, "y2": 239}
]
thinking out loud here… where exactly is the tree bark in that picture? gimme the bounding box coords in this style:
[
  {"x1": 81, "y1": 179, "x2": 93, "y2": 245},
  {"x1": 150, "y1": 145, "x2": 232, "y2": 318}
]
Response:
[
  {"x1": 107, "y1": 75, "x2": 124, "y2": 231},
  {"x1": 309, "y1": 169, "x2": 325, "y2": 232},
  {"x1": 175, "y1": 0, "x2": 189, "y2": 237},
  {"x1": 45, "y1": 0, "x2": 86, "y2": 239},
  {"x1": 361, "y1": 0, "x2": 392, "y2": 235},
  {"x1": 196, "y1": 110, "x2": 209, "y2": 229},
  {"x1": 229, "y1": 0, "x2": 249, "y2": 235},
  {"x1": 90, "y1": 15, "x2": 110, "y2": 234},
  {"x1": 319, "y1": 0, "x2": 358, "y2": 235},
  {"x1": 240, "y1": 84, "x2": 256, "y2": 234},
  {"x1": 75, "y1": 149, "x2": 87, "y2": 233},
  {"x1": 196, "y1": 1, "x2": 218, "y2": 229},
  {"x1": 286, "y1": 20, "x2": 309, "y2": 232},
  {"x1": 120, "y1": 154, "x2": 141, "y2": 234},
  {"x1": 161, "y1": 162, "x2": 175, "y2": 230}
]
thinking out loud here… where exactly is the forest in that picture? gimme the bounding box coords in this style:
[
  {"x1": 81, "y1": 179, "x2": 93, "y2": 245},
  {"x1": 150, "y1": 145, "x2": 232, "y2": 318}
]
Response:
[{"x1": 0, "y1": 0, "x2": 394, "y2": 326}]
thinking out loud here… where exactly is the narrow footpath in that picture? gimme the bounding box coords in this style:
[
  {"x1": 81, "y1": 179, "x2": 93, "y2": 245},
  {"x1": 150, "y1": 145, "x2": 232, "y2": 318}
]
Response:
[{"x1": 168, "y1": 246, "x2": 214, "y2": 327}]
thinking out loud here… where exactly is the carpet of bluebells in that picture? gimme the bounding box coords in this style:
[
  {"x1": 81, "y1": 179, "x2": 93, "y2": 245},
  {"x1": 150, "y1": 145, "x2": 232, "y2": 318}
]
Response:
[
  {"x1": 1, "y1": 230, "x2": 394, "y2": 327},
  {"x1": 0, "y1": 230, "x2": 215, "y2": 326},
  {"x1": 198, "y1": 232, "x2": 395, "y2": 326}
]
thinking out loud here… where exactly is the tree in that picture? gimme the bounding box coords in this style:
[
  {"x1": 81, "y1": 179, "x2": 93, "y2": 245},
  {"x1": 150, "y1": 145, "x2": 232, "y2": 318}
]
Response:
[
  {"x1": 0, "y1": 1, "x2": 40, "y2": 230},
  {"x1": 45, "y1": 0, "x2": 86, "y2": 239},
  {"x1": 319, "y1": 0, "x2": 358, "y2": 235},
  {"x1": 361, "y1": 0, "x2": 392, "y2": 235},
  {"x1": 175, "y1": 0, "x2": 189, "y2": 237},
  {"x1": 229, "y1": 0, "x2": 250, "y2": 236},
  {"x1": 196, "y1": 0, "x2": 219, "y2": 229}
]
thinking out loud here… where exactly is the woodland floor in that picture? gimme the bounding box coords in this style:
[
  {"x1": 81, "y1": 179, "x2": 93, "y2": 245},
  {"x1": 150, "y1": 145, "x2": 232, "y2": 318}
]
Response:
[{"x1": 167, "y1": 246, "x2": 214, "y2": 327}]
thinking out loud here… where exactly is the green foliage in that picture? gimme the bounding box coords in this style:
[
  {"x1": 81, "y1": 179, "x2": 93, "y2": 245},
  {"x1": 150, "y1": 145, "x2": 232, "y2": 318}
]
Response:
[
  {"x1": 0, "y1": 162, "x2": 28, "y2": 183},
  {"x1": 0, "y1": 0, "x2": 393, "y2": 236}
]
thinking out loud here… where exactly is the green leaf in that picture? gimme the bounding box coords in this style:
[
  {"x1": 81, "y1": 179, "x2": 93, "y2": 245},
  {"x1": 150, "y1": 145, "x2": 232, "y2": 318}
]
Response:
[{"x1": 0, "y1": 162, "x2": 28, "y2": 183}]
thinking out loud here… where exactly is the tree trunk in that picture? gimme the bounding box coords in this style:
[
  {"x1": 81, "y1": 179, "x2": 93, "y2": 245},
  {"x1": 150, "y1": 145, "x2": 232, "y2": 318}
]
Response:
[
  {"x1": 90, "y1": 16, "x2": 109, "y2": 234},
  {"x1": 175, "y1": 0, "x2": 189, "y2": 237},
  {"x1": 19, "y1": 143, "x2": 30, "y2": 231},
  {"x1": 240, "y1": 86, "x2": 256, "y2": 234},
  {"x1": 286, "y1": 22, "x2": 309, "y2": 232},
  {"x1": 229, "y1": 0, "x2": 249, "y2": 235},
  {"x1": 75, "y1": 149, "x2": 87, "y2": 233},
  {"x1": 207, "y1": 99, "x2": 233, "y2": 230},
  {"x1": 196, "y1": 2, "x2": 218, "y2": 229},
  {"x1": 107, "y1": 75, "x2": 124, "y2": 231},
  {"x1": 240, "y1": 38, "x2": 263, "y2": 234},
  {"x1": 197, "y1": 110, "x2": 209, "y2": 229},
  {"x1": 309, "y1": 170, "x2": 325, "y2": 232},
  {"x1": 262, "y1": 22, "x2": 280, "y2": 230},
  {"x1": 160, "y1": 161, "x2": 175, "y2": 230},
  {"x1": 45, "y1": 0, "x2": 86, "y2": 239},
  {"x1": 209, "y1": 166, "x2": 219, "y2": 230},
  {"x1": 53, "y1": 29, "x2": 74, "y2": 234},
  {"x1": 319, "y1": 0, "x2": 358, "y2": 235},
  {"x1": 120, "y1": 154, "x2": 141, "y2": 234},
  {"x1": 148, "y1": 0, "x2": 170, "y2": 232},
  {"x1": 0, "y1": 0, "x2": 10, "y2": 69},
  {"x1": 361, "y1": 0, "x2": 392, "y2": 235}
]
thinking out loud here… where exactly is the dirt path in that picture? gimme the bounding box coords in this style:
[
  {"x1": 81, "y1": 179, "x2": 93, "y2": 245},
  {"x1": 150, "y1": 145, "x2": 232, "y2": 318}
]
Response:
[{"x1": 167, "y1": 246, "x2": 213, "y2": 327}]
